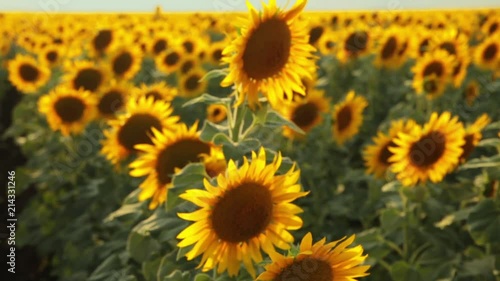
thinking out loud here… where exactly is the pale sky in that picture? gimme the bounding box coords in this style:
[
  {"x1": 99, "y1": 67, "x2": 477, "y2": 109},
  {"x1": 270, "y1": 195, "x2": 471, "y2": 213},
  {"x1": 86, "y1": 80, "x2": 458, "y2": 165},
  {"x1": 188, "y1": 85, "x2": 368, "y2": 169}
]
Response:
[{"x1": 0, "y1": 0, "x2": 498, "y2": 12}]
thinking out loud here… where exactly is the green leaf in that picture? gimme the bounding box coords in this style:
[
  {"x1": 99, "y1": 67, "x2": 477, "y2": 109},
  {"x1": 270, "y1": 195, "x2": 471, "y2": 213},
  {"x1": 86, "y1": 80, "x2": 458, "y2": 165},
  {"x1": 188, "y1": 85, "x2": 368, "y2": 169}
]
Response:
[
  {"x1": 183, "y1": 93, "x2": 231, "y2": 107},
  {"x1": 477, "y1": 138, "x2": 500, "y2": 148},
  {"x1": 390, "y1": 261, "x2": 423, "y2": 281},
  {"x1": 264, "y1": 110, "x2": 305, "y2": 135},
  {"x1": 142, "y1": 256, "x2": 162, "y2": 281},
  {"x1": 163, "y1": 270, "x2": 191, "y2": 281},
  {"x1": 467, "y1": 199, "x2": 500, "y2": 245},
  {"x1": 380, "y1": 208, "x2": 403, "y2": 233},
  {"x1": 459, "y1": 256, "x2": 496, "y2": 278},
  {"x1": 104, "y1": 202, "x2": 145, "y2": 223},
  {"x1": 171, "y1": 163, "x2": 207, "y2": 189},
  {"x1": 200, "y1": 68, "x2": 229, "y2": 81},
  {"x1": 88, "y1": 254, "x2": 122, "y2": 281},
  {"x1": 458, "y1": 154, "x2": 500, "y2": 170},
  {"x1": 199, "y1": 121, "x2": 229, "y2": 142},
  {"x1": 434, "y1": 207, "x2": 473, "y2": 229},
  {"x1": 126, "y1": 231, "x2": 160, "y2": 263},
  {"x1": 194, "y1": 273, "x2": 212, "y2": 281},
  {"x1": 157, "y1": 251, "x2": 177, "y2": 280}
]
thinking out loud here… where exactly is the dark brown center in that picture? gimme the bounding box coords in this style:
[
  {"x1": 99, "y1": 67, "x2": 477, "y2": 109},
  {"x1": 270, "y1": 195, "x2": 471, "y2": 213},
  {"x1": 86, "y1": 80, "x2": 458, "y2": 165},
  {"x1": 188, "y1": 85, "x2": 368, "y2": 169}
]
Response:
[
  {"x1": 112, "y1": 52, "x2": 133, "y2": 76},
  {"x1": 98, "y1": 90, "x2": 124, "y2": 115},
  {"x1": 182, "y1": 41, "x2": 194, "y2": 53},
  {"x1": 153, "y1": 39, "x2": 167, "y2": 55},
  {"x1": 117, "y1": 114, "x2": 162, "y2": 152},
  {"x1": 92, "y1": 30, "x2": 112, "y2": 53},
  {"x1": 242, "y1": 18, "x2": 291, "y2": 80},
  {"x1": 439, "y1": 42, "x2": 456, "y2": 56},
  {"x1": 378, "y1": 140, "x2": 395, "y2": 165},
  {"x1": 185, "y1": 74, "x2": 201, "y2": 91},
  {"x1": 73, "y1": 68, "x2": 103, "y2": 92},
  {"x1": 274, "y1": 257, "x2": 333, "y2": 281},
  {"x1": 308, "y1": 26, "x2": 324, "y2": 45},
  {"x1": 46, "y1": 51, "x2": 58, "y2": 63},
  {"x1": 291, "y1": 102, "x2": 319, "y2": 129},
  {"x1": 145, "y1": 91, "x2": 163, "y2": 101},
  {"x1": 344, "y1": 31, "x2": 368, "y2": 55},
  {"x1": 409, "y1": 131, "x2": 446, "y2": 168},
  {"x1": 212, "y1": 49, "x2": 223, "y2": 62},
  {"x1": 419, "y1": 39, "x2": 429, "y2": 55},
  {"x1": 211, "y1": 182, "x2": 273, "y2": 243},
  {"x1": 181, "y1": 60, "x2": 194, "y2": 74},
  {"x1": 54, "y1": 96, "x2": 85, "y2": 123},
  {"x1": 381, "y1": 37, "x2": 398, "y2": 59},
  {"x1": 460, "y1": 134, "x2": 475, "y2": 161},
  {"x1": 19, "y1": 64, "x2": 39, "y2": 82},
  {"x1": 482, "y1": 43, "x2": 497, "y2": 61},
  {"x1": 336, "y1": 106, "x2": 352, "y2": 132},
  {"x1": 423, "y1": 61, "x2": 444, "y2": 77},
  {"x1": 155, "y1": 139, "x2": 211, "y2": 185},
  {"x1": 164, "y1": 52, "x2": 180, "y2": 66}
]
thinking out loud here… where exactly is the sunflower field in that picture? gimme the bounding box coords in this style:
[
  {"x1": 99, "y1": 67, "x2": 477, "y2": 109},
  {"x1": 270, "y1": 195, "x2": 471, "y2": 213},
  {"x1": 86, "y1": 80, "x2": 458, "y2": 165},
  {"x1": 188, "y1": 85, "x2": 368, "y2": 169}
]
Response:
[{"x1": 1, "y1": 1, "x2": 500, "y2": 280}]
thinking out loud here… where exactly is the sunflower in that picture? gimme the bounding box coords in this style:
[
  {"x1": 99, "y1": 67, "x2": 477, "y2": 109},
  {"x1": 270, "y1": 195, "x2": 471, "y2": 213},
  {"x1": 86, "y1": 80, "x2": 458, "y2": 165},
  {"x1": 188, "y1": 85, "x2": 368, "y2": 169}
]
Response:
[
  {"x1": 177, "y1": 148, "x2": 308, "y2": 277},
  {"x1": 481, "y1": 17, "x2": 499, "y2": 36},
  {"x1": 281, "y1": 89, "x2": 329, "y2": 139},
  {"x1": 150, "y1": 31, "x2": 170, "y2": 56},
  {"x1": 179, "y1": 68, "x2": 207, "y2": 98},
  {"x1": 207, "y1": 40, "x2": 226, "y2": 65},
  {"x1": 332, "y1": 91, "x2": 368, "y2": 146},
  {"x1": 429, "y1": 29, "x2": 469, "y2": 59},
  {"x1": 257, "y1": 232, "x2": 370, "y2": 281},
  {"x1": 64, "y1": 60, "x2": 107, "y2": 93},
  {"x1": 390, "y1": 112, "x2": 465, "y2": 186},
  {"x1": 155, "y1": 47, "x2": 184, "y2": 74},
  {"x1": 107, "y1": 45, "x2": 143, "y2": 81},
  {"x1": 8, "y1": 54, "x2": 51, "y2": 94},
  {"x1": 101, "y1": 96, "x2": 179, "y2": 165},
  {"x1": 39, "y1": 44, "x2": 65, "y2": 67},
  {"x1": 459, "y1": 114, "x2": 491, "y2": 162},
  {"x1": 89, "y1": 28, "x2": 117, "y2": 57},
  {"x1": 180, "y1": 37, "x2": 200, "y2": 55},
  {"x1": 474, "y1": 34, "x2": 500, "y2": 71},
  {"x1": 96, "y1": 81, "x2": 131, "y2": 119},
  {"x1": 363, "y1": 119, "x2": 417, "y2": 179},
  {"x1": 38, "y1": 86, "x2": 97, "y2": 136},
  {"x1": 206, "y1": 104, "x2": 227, "y2": 123},
  {"x1": 317, "y1": 30, "x2": 337, "y2": 56},
  {"x1": 464, "y1": 80, "x2": 479, "y2": 106},
  {"x1": 450, "y1": 55, "x2": 470, "y2": 88},
  {"x1": 374, "y1": 27, "x2": 407, "y2": 69},
  {"x1": 132, "y1": 81, "x2": 178, "y2": 102},
  {"x1": 178, "y1": 56, "x2": 197, "y2": 75},
  {"x1": 337, "y1": 24, "x2": 374, "y2": 63},
  {"x1": 220, "y1": 0, "x2": 316, "y2": 108},
  {"x1": 411, "y1": 49, "x2": 454, "y2": 95},
  {"x1": 129, "y1": 122, "x2": 222, "y2": 209}
]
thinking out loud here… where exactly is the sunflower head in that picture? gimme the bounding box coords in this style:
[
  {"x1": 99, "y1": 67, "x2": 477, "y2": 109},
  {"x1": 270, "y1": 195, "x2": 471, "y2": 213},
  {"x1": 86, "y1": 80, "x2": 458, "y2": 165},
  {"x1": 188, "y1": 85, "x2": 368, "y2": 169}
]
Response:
[
  {"x1": 332, "y1": 91, "x2": 368, "y2": 146},
  {"x1": 206, "y1": 104, "x2": 227, "y2": 123},
  {"x1": 129, "y1": 122, "x2": 221, "y2": 209},
  {"x1": 257, "y1": 232, "x2": 370, "y2": 281},
  {"x1": 108, "y1": 45, "x2": 143, "y2": 81},
  {"x1": 464, "y1": 80, "x2": 480, "y2": 106},
  {"x1": 38, "y1": 86, "x2": 97, "y2": 136},
  {"x1": 179, "y1": 68, "x2": 207, "y2": 98},
  {"x1": 177, "y1": 147, "x2": 308, "y2": 277},
  {"x1": 96, "y1": 81, "x2": 131, "y2": 119},
  {"x1": 132, "y1": 81, "x2": 178, "y2": 103},
  {"x1": 101, "y1": 96, "x2": 179, "y2": 165},
  {"x1": 460, "y1": 114, "x2": 491, "y2": 162},
  {"x1": 64, "y1": 60, "x2": 107, "y2": 93},
  {"x1": 281, "y1": 88, "x2": 330, "y2": 139},
  {"x1": 155, "y1": 47, "x2": 184, "y2": 74},
  {"x1": 8, "y1": 54, "x2": 51, "y2": 94},
  {"x1": 390, "y1": 112, "x2": 465, "y2": 186},
  {"x1": 411, "y1": 49, "x2": 454, "y2": 95},
  {"x1": 364, "y1": 119, "x2": 417, "y2": 179},
  {"x1": 474, "y1": 34, "x2": 500, "y2": 70},
  {"x1": 220, "y1": 0, "x2": 316, "y2": 108}
]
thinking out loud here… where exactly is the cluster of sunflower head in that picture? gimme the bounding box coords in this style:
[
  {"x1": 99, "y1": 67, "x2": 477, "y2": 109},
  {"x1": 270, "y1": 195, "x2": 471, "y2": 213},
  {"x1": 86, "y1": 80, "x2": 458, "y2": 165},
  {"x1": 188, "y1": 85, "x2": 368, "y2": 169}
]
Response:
[
  {"x1": 302, "y1": 9, "x2": 500, "y2": 99},
  {"x1": 363, "y1": 112, "x2": 491, "y2": 186}
]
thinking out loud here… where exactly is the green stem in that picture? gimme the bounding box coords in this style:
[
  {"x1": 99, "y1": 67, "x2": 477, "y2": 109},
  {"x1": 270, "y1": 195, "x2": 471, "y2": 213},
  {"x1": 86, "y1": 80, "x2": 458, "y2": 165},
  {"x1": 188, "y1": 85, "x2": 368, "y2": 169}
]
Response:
[{"x1": 399, "y1": 188, "x2": 410, "y2": 261}]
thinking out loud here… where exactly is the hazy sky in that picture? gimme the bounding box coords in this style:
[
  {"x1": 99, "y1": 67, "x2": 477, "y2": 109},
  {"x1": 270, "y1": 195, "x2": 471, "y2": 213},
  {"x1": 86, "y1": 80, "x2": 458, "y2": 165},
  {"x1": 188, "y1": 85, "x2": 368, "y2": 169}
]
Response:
[{"x1": 0, "y1": 0, "x2": 498, "y2": 12}]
